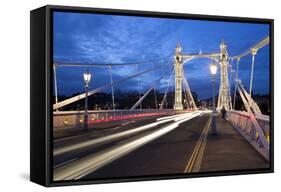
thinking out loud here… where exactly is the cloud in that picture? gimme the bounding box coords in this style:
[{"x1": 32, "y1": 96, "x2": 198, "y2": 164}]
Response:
[{"x1": 53, "y1": 11, "x2": 270, "y2": 99}]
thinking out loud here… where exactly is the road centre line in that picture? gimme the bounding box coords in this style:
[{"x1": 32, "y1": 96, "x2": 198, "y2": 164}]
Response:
[{"x1": 184, "y1": 115, "x2": 211, "y2": 173}]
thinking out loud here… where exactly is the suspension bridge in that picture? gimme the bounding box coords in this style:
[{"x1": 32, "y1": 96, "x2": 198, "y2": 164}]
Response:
[{"x1": 52, "y1": 36, "x2": 270, "y2": 181}]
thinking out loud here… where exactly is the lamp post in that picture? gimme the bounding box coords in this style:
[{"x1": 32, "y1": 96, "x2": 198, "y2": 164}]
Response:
[
  {"x1": 209, "y1": 63, "x2": 218, "y2": 135},
  {"x1": 83, "y1": 71, "x2": 92, "y2": 130}
]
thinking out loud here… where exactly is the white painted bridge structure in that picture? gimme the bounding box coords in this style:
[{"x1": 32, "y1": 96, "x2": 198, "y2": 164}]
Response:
[{"x1": 53, "y1": 36, "x2": 270, "y2": 160}]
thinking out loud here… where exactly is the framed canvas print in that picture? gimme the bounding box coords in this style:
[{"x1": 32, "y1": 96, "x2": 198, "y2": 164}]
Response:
[{"x1": 30, "y1": 5, "x2": 274, "y2": 187}]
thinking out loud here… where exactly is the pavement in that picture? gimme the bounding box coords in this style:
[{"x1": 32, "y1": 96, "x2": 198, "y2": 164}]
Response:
[
  {"x1": 52, "y1": 111, "x2": 270, "y2": 181},
  {"x1": 199, "y1": 115, "x2": 269, "y2": 172}
]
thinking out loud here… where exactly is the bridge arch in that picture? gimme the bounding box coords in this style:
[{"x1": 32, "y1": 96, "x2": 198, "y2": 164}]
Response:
[{"x1": 173, "y1": 42, "x2": 232, "y2": 111}]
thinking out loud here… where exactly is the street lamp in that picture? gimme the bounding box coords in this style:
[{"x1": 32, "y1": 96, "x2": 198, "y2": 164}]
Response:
[
  {"x1": 209, "y1": 62, "x2": 218, "y2": 135},
  {"x1": 83, "y1": 71, "x2": 92, "y2": 130}
]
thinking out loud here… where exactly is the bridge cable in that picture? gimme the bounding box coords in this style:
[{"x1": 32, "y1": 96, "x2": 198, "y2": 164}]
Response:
[
  {"x1": 135, "y1": 64, "x2": 142, "y2": 110},
  {"x1": 182, "y1": 68, "x2": 197, "y2": 110},
  {"x1": 54, "y1": 54, "x2": 173, "y2": 67},
  {"x1": 249, "y1": 49, "x2": 258, "y2": 96},
  {"x1": 231, "y1": 36, "x2": 269, "y2": 60},
  {"x1": 152, "y1": 62, "x2": 158, "y2": 109},
  {"x1": 233, "y1": 58, "x2": 240, "y2": 110},
  {"x1": 159, "y1": 68, "x2": 174, "y2": 109},
  {"x1": 109, "y1": 65, "x2": 115, "y2": 112},
  {"x1": 228, "y1": 60, "x2": 233, "y2": 110},
  {"x1": 53, "y1": 65, "x2": 59, "y2": 111},
  {"x1": 235, "y1": 82, "x2": 269, "y2": 150},
  {"x1": 53, "y1": 63, "x2": 168, "y2": 110},
  {"x1": 230, "y1": 67, "x2": 262, "y2": 114},
  {"x1": 130, "y1": 63, "x2": 174, "y2": 110}
]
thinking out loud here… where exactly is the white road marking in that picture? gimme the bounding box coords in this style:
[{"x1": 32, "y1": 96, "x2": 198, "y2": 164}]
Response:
[
  {"x1": 53, "y1": 112, "x2": 203, "y2": 180},
  {"x1": 54, "y1": 112, "x2": 195, "y2": 156},
  {"x1": 54, "y1": 158, "x2": 78, "y2": 169},
  {"x1": 156, "y1": 113, "x2": 189, "y2": 121}
]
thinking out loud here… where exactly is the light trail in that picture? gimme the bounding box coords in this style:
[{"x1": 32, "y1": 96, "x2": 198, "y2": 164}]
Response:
[
  {"x1": 54, "y1": 112, "x2": 197, "y2": 156},
  {"x1": 53, "y1": 112, "x2": 204, "y2": 180}
]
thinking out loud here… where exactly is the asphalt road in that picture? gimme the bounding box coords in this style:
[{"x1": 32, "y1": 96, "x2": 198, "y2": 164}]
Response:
[
  {"x1": 53, "y1": 112, "x2": 178, "y2": 167},
  {"x1": 53, "y1": 111, "x2": 210, "y2": 180},
  {"x1": 83, "y1": 113, "x2": 210, "y2": 179}
]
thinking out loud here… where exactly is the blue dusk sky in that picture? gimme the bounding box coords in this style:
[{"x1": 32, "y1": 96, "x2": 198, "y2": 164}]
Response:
[{"x1": 53, "y1": 11, "x2": 270, "y2": 99}]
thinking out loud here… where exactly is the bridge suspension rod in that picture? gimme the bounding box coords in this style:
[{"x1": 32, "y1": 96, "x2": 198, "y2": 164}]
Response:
[
  {"x1": 53, "y1": 65, "x2": 59, "y2": 111},
  {"x1": 159, "y1": 69, "x2": 174, "y2": 109},
  {"x1": 249, "y1": 48, "x2": 257, "y2": 96},
  {"x1": 233, "y1": 58, "x2": 240, "y2": 110},
  {"x1": 130, "y1": 65, "x2": 173, "y2": 110},
  {"x1": 53, "y1": 63, "x2": 172, "y2": 110},
  {"x1": 182, "y1": 68, "x2": 197, "y2": 109},
  {"x1": 237, "y1": 80, "x2": 261, "y2": 114},
  {"x1": 109, "y1": 65, "x2": 115, "y2": 111},
  {"x1": 228, "y1": 61, "x2": 233, "y2": 110},
  {"x1": 235, "y1": 84, "x2": 269, "y2": 150},
  {"x1": 231, "y1": 66, "x2": 262, "y2": 115},
  {"x1": 152, "y1": 62, "x2": 158, "y2": 109},
  {"x1": 135, "y1": 64, "x2": 142, "y2": 110},
  {"x1": 130, "y1": 87, "x2": 154, "y2": 110}
]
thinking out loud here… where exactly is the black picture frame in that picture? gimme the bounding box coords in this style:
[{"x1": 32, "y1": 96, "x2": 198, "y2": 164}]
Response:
[{"x1": 30, "y1": 4, "x2": 274, "y2": 187}]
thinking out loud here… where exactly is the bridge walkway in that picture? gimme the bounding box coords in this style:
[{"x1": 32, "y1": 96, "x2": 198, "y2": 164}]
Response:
[{"x1": 198, "y1": 114, "x2": 270, "y2": 172}]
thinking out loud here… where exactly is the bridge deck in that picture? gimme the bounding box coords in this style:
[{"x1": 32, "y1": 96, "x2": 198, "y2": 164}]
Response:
[
  {"x1": 53, "y1": 112, "x2": 269, "y2": 180},
  {"x1": 199, "y1": 115, "x2": 269, "y2": 172}
]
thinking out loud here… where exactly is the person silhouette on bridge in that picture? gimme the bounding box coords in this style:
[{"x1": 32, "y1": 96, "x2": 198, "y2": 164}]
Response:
[{"x1": 221, "y1": 106, "x2": 226, "y2": 120}]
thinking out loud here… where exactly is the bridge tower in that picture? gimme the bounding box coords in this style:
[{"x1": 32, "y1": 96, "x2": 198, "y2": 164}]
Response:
[
  {"x1": 174, "y1": 43, "x2": 184, "y2": 110},
  {"x1": 217, "y1": 41, "x2": 232, "y2": 111}
]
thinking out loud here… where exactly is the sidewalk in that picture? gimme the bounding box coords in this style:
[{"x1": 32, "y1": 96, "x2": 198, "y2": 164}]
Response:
[{"x1": 199, "y1": 115, "x2": 269, "y2": 172}]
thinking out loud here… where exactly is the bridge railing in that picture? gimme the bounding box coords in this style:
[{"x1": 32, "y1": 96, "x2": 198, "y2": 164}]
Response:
[
  {"x1": 227, "y1": 110, "x2": 270, "y2": 161},
  {"x1": 53, "y1": 109, "x2": 175, "y2": 129}
]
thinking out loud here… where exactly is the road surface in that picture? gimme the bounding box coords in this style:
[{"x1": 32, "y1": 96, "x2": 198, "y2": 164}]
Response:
[{"x1": 53, "y1": 111, "x2": 210, "y2": 180}]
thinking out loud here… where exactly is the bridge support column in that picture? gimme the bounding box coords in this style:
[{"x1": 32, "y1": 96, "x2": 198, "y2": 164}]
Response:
[
  {"x1": 249, "y1": 48, "x2": 257, "y2": 96},
  {"x1": 217, "y1": 41, "x2": 231, "y2": 111},
  {"x1": 174, "y1": 43, "x2": 183, "y2": 110}
]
